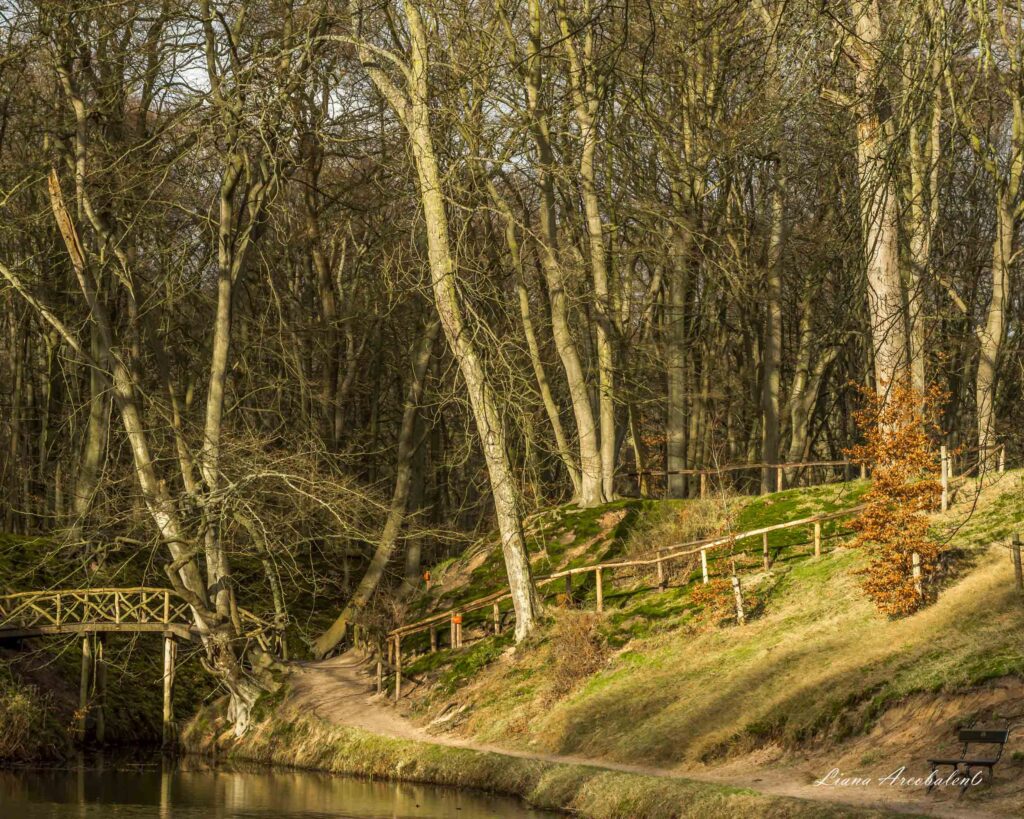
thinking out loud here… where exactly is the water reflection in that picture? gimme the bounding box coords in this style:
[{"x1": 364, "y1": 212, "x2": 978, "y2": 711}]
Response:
[{"x1": 0, "y1": 754, "x2": 560, "y2": 818}]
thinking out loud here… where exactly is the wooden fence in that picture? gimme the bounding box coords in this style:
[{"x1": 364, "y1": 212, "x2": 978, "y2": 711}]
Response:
[
  {"x1": 366, "y1": 441, "x2": 1019, "y2": 699},
  {"x1": 626, "y1": 454, "x2": 860, "y2": 499},
  {"x1": 380, "y1": 505, "x2": 866, "y2": 698}
]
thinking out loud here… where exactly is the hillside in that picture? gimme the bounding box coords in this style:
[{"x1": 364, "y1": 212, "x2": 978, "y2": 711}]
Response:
[{"x1": 389, "y1": 472, "x2": 1024, "y2": 815}]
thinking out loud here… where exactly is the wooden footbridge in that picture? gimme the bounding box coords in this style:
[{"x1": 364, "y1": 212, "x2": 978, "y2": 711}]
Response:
[{"x1": 0, "y1": 587, "x2": 279, "y2": 744}]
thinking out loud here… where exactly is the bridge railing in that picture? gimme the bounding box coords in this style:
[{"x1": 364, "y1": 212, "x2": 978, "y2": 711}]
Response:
[
  {"x1": 0, "y1": 587, "x2": 187, "y2": 630},
  {"x1": 0, "y1": 587, "x2": 280, "y2": 653}
]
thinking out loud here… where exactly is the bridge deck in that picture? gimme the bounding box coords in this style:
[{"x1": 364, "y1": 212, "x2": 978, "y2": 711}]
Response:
[{"x1": 0, "y1": 622, "x2": 195, "y2": 640}]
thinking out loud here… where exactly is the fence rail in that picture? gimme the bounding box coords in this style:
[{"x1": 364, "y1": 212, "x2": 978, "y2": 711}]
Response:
[
  {"x1": 626, "y1": 457, "x2": 863, "y2": 499},
  {"x1": 0, "y1": 586, "x2": 280, "y2": 652},
  {"x1": 389, "y1": 505, "x2": 865, "y2": 642}
]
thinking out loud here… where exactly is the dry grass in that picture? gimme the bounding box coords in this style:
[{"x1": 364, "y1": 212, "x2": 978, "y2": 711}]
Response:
[
  {"x1": 626, "y1": 495, "x2": 744, "y2": 558},
  {"x1": 547, "y1": 610, "x2": 609, "y2": 702},
  {"x1": 443, "y1": 474, "x2": 1024, "y2": 778}
]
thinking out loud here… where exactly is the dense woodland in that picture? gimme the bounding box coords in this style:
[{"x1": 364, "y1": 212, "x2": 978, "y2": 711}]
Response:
[{"x1": 0, "y1": 0, "x2": 1022, "y2": 726}]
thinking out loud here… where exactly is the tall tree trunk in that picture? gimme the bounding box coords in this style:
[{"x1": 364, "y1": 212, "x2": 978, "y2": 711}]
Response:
[
  {"x1": 665, "y1": 223, "x2": 690, "y2": 499},
  {"x1": 760, "y1": 180, "x2": 784, "y2": 492},
  {"x1": 557, "y1": 0, "x2": 617, "y2": 500},
  {"x1": 69, "y1": 324, "x2": 107, "y2": 543},
  {"x1": 517, "y1": 0, "x2": 605, "y2": 506},
  {"x1": 851, "y1": 0, "x2": 907, "y2": 398},
  {"x1": 360, "y1": 2, "x2": 541, "y2": 640},
  {"x1": 976, "y1": 196, "x2": 1012, "y2": 469}
]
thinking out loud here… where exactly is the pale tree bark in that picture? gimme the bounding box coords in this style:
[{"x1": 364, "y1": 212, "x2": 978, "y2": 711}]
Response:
[
  {"x1": 497, "y1": 0, "x2": 605, "y2": 505},
  {"x1": 665, "y1": 208, "x2": 691, "y2": 499},
  {"x1": 903, "y1": 25, "x2": 942, "y2": 395},
  {"x1": 353, "y1": 0, "x2": 541, "y2": 640},
  {"x1": 753, "y1": 0, "x2": 785, "y2": 493},
  {"x1": 824, "y1": 0, "x2": 906, "y2": 405},
  {"x1": 68, "y1": 325, "x2": 107, "y2": 544},
  {"x1": 197, "y1": 0, "x2": 277, "y2": 625},
  {"x1": 849, "y1": 0, "x2": 907, "y2": 398},
  {"x1": 785, "y1": 290, "x2": 841, "y2": 467},
  {"x1": 556, "y1": 0, "x2": 617, "y2": 500},
  {"x1": 947, "y1": 0, "x2": 1023, "y2": 470},
  {"x1": 484, "y1": 178, "x2": 581, "y2": 495},
  {"x1": 976, "y1": 197, "x2": 1013, "y2": 463}
]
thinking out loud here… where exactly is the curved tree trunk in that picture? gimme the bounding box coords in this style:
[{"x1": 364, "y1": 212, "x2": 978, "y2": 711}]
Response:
[
  {"x1": 359, "y1": 2, "x2": 541, "y2": 640},
  {"x1": 312, "y1": 319, "x2": 440, "y2": 657}
]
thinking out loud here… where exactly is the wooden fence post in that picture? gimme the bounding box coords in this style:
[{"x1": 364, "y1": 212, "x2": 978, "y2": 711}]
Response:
[
  {"x1": 814, "y1": 521, "x2": 822, "y2": 558},
  {"x1": 493, "y1": 602, "x2": 501, "y2": 634},
  {"x1": 376, "y1": 658, "x2": 383, "y2": 694},
  {"x1": 860, "y1": 463, "x2": 867, "y2": 480},
  {"x1": 999, "y1": 445, "x2": 1006, "y2": 474},
  {"x1": 449, "y1": 616, "x2": 455, "y2": 648},
  {"x1": 700, "y1": 472, "x2": 707, "y2": 499},
  {"x1": 595, "y1": 567, "x2": 604, "y2": 612},
  {"x1": 731, "y1": 575, "x2": 745, "y2": 625},
  {"x1": 1012, "y1": 534, "x2": 1023, "y2": 594},
  {"x1": 776, "y1": 466, "x2": 784, "y2": 492},
  {"x1": 78, "y1": 634, "x2": 92, "y2": 741},
  {"x1": 94, "y1": 634, "x2": 106, "y2": 744},
  {"x1": 565, "y1": 573, "x2": 573, "y2": 603},
  {"x1": 394, "y1": 635, "x2": 402, "y2": 701},
  {"x1": 912, "y1": 552, "x2": 923, "y2": 599},
  {"x1": 656, "y1": 551, "x2": 666, "y2": 589},
  {"x1": 430, "y1": 627, "x2": 438, "y2": 652},
  {"x1": 701, "y1": 549, "x2": 709, "y2": 584},
  {"x1": 940, "y1": 445, "x2": 949, "y2": 512},
  {"x1": 456, "y1": 616, "x2": 463, "y2": 648},
  {"x1": 162, "y1": 635, "x2": 177, "y2": 747},
  {"x1": 762, "y1": 532, "x2": 771, "y2": 571}
]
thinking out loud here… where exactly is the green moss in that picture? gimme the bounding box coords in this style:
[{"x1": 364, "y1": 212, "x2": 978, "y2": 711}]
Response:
[{"x1": 436, "y1": 633, "x2": 515, "y2": 695}]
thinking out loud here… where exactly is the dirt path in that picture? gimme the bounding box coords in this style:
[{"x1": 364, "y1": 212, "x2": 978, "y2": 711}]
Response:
[{"x1": 285, "y1": 650, "x2": 1006, "y2": 819}]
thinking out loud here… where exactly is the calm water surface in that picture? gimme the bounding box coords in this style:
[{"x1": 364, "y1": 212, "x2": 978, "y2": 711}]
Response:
[{"x1": 0, "y1": 755, "x2": 561, "y2": 818}]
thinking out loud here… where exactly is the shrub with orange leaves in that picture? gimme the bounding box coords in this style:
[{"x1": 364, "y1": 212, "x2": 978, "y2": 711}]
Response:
[{"x1": 846, "y1": 380, "x2": 943, "y2": 616}]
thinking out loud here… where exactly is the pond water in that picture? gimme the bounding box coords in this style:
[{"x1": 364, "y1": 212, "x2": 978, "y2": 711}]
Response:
[{"x1": 0, "y1": 755, "x2": 561, "y2": 818}]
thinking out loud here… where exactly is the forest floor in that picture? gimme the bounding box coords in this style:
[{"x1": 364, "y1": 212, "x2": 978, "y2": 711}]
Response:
[{"x1": 185, "y1": 471, "x2": 1024, "y2": 818}]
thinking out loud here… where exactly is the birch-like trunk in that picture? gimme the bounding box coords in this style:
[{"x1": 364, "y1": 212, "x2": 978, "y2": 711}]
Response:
[
  {"x1": 665, "y1": 226, "x2": 690, "y2": 499},
  {"x1": 852, "y1": 0, "x2": 907, "y2": 398},
  {"x1": 360, "y1": 2, "x2": 541, "y2": 639},
  {"x1": 976, "y1": 197, "x2": 1012, "y2": 469},
  {"x1": 518, "y1": 0, "x2": 605, "y2": 505}
]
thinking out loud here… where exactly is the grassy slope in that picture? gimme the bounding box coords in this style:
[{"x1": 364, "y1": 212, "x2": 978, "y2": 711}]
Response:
[{"x1": 404, "y1": 474, "x2": 1024, "y2": 772}]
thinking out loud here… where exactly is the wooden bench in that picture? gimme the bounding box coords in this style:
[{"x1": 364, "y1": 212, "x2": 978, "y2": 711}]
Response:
[{"x1": 927, "y1": 727, "x2": 1010, "y2": 792}]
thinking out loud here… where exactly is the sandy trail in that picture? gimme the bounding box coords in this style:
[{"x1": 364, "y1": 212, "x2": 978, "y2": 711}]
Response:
[{"x1": 285, "y1": 649, "x2": 1008, "y2": 819}]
